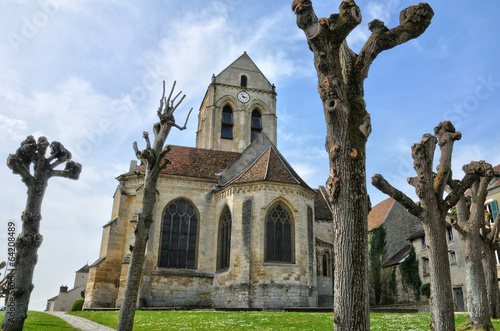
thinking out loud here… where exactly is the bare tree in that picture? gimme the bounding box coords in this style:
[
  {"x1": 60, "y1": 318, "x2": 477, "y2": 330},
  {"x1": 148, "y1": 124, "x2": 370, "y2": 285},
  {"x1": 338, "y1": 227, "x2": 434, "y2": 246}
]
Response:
[
  {"x1": 482, "y1": 212, "x2": 500, "y2": 318},
  {"x1": 1, "y1": 136, "x2": 81, "y2": 331},
  {"x1": 291, "y1": 1, "x2": 433, "y2": 329},
  {"x1": 117, "y1": 81, "x2": 192, "y2": 331},
  {"x1": 449, "y1": 161, "x2": 494, "y2": 330},
  {"x1": 372, "y1": 121, "x2": 481, "y2": 331}
]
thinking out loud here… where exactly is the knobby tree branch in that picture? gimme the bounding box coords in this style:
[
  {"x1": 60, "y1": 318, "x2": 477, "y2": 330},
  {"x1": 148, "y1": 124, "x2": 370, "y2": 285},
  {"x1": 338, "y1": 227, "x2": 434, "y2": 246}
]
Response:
[{"x1": 371, "y1": 174, "x2": 422, "y2": 217}]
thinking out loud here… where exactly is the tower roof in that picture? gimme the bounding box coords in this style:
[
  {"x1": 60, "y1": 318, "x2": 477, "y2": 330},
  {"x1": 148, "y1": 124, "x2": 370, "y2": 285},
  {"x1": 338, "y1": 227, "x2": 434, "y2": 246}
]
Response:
[{"x1": 214, "y1": 52, "x2": 273, "y2": 90}]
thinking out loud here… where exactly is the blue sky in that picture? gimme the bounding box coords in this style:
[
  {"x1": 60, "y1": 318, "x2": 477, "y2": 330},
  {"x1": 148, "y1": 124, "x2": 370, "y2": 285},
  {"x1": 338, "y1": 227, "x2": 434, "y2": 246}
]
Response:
[{"x1": 0, "y1": 0, "x2": 499, "y2": 311}]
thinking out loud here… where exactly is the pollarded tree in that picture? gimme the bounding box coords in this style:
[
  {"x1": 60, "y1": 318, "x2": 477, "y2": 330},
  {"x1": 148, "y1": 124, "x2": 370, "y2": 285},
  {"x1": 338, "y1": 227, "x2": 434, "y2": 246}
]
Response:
[
  {"x1": 1, "y1": 136, "x2": 82, "y2": 331},
  {"x1": 372, "y1": 121, "x2": 482, "y2": 331},
  {"x1": 117, "y1": 81, "x2": 192, "y2": 331},
  {"x1": 481, "y1": 211, "x2": 500, "y2": 318},
  {"x1": 448, "y1": 162, "x2": 494, "y2": 330},
  {"x1": 292, "y1": 1, "x2": 434, "y2": 329}
]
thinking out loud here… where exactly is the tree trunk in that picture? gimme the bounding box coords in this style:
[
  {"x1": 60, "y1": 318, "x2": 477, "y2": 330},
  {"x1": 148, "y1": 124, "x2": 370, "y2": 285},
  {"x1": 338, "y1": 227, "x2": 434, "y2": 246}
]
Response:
[
  {"x1": 117, "y1": 168, "x2": 159, "y2": 331},
  {"x1": 483, "y1": 242, "x2": 500, "y2": 319},
  {"x1": 459, "y1": 230, "x2": 493, "y2": 330},
  {"x1": 422, "y1": 220, "x2": 456, "y2": 331}
]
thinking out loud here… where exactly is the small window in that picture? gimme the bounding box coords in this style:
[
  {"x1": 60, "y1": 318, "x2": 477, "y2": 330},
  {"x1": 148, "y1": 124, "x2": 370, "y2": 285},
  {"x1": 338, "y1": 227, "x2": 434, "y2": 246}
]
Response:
[
  {"x1": 322, "y1": 251, "x2": 330, "y2": 277},
  {"x1": 449, "y1": 251, "x2": 457, "y2": 265},
  {"x1": 447, "y1": 227, "x2": 454, "y2": 241},
  {"x1": 265, "y1": 203, "x2": 293, "y2": 263},
  {"x1": 251, "y1": 109, "x2": 262, "y2": 142},
  {"x1": 240, "y1": 75, "x2": 247, "y2": 87},
  {"x1": 421, "y1": 236, "x2": 427, "y2": 250},
  {"x1": 216, "y1": 206, "x2": 232, "y2": 271},
  {"x1": 422, "y1": 257, "x2": 430, "y2": 275},
  {"x1": 221, "y1": 105, "x2": 233, "y2": 139}
]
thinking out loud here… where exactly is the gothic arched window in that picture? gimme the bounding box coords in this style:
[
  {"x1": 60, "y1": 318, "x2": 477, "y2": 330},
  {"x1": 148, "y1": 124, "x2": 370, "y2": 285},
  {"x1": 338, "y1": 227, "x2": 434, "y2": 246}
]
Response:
[
  {"x1": 240, "y1": 75, "x2": 247, "y2": 87},
  {"x1": 159, "y1": 198, "x2": 198, "y2": 269},
  {"x1": 221, "y1": 105, "x2": 233, "y2": 139},
  {"x1": 251, "y1": 109, "x2": 262, "y2": 142},
  {"x1": 322, "y1": 251, "x2": 330, "y2": 277},
  {"x1": 216, "y1": 206, "x2": 232, "y2": 271},
  {"x1": 265, "y1": 203, "x2": 293, "y2": 263}
]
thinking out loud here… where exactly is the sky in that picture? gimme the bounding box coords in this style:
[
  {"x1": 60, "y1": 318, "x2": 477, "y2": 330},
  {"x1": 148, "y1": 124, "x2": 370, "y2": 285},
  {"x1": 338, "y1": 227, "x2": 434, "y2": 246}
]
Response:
[{"x1": 0, "y1": 0, "x2": 499, "y2": 312}]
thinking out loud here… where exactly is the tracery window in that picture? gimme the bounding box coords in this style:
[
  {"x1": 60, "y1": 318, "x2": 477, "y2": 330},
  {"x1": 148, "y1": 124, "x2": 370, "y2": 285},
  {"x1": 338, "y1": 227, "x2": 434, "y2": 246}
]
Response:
[
  {"x1": 251, "y1": 109, "x2": 262, "y2": 142},
  {"x1": 265, "y1": 203, "x2": 293, "y2": 263},
  {"x1": 217, "y1": 206, "x2": 232, "y2": 271},
  {"x1": 159, "y1": 198, "x2": 198, "y2": 269},
  {"x1": 221, "y1": 105, "x2": 233, "y2": 139}
]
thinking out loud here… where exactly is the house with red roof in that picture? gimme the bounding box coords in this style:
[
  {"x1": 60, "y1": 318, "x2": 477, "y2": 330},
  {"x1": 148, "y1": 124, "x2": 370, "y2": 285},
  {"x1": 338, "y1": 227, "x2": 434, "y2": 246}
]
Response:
[{"x1": 84, "y1": 53, "x2": 334, "y2": 310}]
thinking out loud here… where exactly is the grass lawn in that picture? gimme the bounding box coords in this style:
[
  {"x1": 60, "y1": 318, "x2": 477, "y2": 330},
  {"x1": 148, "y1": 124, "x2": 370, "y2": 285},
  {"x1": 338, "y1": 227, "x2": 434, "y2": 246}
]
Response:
[
  {"x1": 0, "y1": 311, "x2": 79, "y2": 330},
  {"x1": 67, "y1": 310, "x2": 500, "y2": 330}
]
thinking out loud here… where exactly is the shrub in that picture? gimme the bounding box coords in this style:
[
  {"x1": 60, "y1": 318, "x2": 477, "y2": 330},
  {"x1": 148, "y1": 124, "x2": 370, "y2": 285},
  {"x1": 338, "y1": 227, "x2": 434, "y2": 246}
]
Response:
[
  {"x1": 71, "y1": 298, "x2": 85, "y2": 311},
  {"x1": 420, "y1": 283, "x2": 430, "y2": 298}
]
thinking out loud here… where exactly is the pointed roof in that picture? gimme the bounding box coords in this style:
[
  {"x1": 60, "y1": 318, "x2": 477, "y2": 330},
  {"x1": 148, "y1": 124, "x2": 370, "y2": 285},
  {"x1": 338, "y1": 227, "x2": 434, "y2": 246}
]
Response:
[
  {"x1": 75, "y1": 264, "x2": 89, "y2": 273},
  {"x1": 315, "y1": 187, "x2": 333, "y2": 221},
  {"x1": 215, "y1": 52, "x2": 273, "y2": 89},
  {"x1": 368, "y1": 197, "x2": 395, "y2": 231},
  {"x1": 218, "y1": 133, "x2": 312, "y2": 191},
  {"x1": 488, "y1": 164, "x2": 500, "y2": 191}
]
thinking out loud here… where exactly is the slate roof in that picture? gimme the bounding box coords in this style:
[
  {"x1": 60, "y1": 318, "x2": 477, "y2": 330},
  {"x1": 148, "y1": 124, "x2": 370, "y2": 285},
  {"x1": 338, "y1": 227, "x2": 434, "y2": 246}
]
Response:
[
  {"x1": 368, "y1": 197, "x2": 395, "y2": 231},
  {"x1": 75, "y1": 264, "x2": 89, "y2": 273},
  {"x1": 384, "y1": 244, "x2": 411, "y2": 268},
  {"x1": 120, "y1": 146, "x2": 240, "y2": 180}
]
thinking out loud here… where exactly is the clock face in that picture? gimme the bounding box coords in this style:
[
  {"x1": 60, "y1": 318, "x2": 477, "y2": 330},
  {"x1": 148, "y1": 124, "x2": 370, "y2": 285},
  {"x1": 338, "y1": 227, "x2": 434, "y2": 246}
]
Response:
[{"x1": 237, "y1": 91, "x2": 250, "y2": 103}]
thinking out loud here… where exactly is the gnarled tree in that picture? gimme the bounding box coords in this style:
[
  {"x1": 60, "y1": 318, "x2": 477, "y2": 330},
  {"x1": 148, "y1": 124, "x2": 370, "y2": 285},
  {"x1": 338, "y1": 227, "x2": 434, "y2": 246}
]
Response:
[
  {"x1": 1, "y1": 136, "x2": 81, "y2": 331},
  {"x1": 372, "y1": 121, "x2": 484, "y2": 331},
  {"x1": 449, "y1": 162, "x2": 494, "y2": 330},
  {"x1": 117, "y1": 81, "x2": 192, "y2": 331},
  {"x1": 292, "y1": 1, "x2": 433, "y2": 329},
  {"x1": 482, "y1": 208, "x2": 500, "y2": 318}
]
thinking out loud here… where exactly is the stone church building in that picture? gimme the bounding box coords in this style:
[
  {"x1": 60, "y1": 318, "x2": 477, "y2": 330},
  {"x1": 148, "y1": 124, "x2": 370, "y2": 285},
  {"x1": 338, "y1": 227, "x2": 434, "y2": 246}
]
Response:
[{"x1": 84, "y1": 53, "x2": 334, "y2": 310}]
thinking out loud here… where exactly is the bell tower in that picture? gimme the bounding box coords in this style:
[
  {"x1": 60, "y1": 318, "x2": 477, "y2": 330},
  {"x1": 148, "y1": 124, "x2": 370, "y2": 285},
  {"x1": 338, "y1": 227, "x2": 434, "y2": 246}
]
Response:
[{"x1": 196, "y1": 52, "x2": 277, "y2": 153}]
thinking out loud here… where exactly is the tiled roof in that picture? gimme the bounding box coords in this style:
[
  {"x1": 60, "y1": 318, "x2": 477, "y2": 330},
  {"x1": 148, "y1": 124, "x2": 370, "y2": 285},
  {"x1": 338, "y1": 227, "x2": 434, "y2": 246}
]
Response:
[
  {"x1": 488, "y1": 164, "x2": 500, "y2": 191},
  {"x1": 383, "y1": 245, "x2": 411, "y2": 268},
  {"x1": 315, "y1": 188, "x2": 333, "y2": 221},
  {"x1": 228, "y1": 146, "x2": 311, "y2": 190},
  {"x1": 120, "y1": 146, "x2": 240, "y2": 180},
  {"x1": 368, "y1": 197, "x2": 395, "y2": 231}
]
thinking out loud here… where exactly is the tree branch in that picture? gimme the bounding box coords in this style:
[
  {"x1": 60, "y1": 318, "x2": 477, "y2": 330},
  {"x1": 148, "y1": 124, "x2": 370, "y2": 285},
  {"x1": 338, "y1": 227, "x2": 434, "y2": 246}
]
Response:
[
  {"x1": 50, "y1": 160, "x2": 82, "y2": 180},
  {"x1": 488, "y1": 213, "x2": 500, "y2": 243},
  {"x1": 433, "y1": 121, "x2": 462, "y2": 199},
  {"x1": 171, "y1": 107, "x2": 193, "y2": 131},
  {"x1": 371, "y1": 174, "x2": 422, "y2": 217},
  {"x1": 356, "y1": 3, "x2": 434, "y2": 82}
]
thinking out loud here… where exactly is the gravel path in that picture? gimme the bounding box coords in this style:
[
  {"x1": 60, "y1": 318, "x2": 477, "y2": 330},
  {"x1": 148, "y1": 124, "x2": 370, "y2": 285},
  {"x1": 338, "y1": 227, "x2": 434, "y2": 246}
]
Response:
[{"x1": 45, "y1": 311, "x2": 116, "y2": 331}]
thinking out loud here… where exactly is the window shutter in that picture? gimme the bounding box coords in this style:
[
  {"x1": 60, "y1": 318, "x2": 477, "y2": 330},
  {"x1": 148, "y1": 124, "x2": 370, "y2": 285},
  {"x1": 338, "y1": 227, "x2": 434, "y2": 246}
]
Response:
[{"x1": 491, "y1": 200, "x2": 499, "y2": 223}]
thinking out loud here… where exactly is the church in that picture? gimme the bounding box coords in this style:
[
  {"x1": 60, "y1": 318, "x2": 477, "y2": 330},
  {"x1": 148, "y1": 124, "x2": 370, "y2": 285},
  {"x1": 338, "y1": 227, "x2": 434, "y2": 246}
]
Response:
[{"x1": 84, "y1": 53, "x2": 334, "y2": 310}]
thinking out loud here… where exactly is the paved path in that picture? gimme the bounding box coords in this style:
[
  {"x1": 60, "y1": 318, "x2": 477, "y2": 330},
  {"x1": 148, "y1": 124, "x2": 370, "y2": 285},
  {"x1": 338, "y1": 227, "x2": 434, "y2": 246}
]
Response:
[{"x1": 45, "y1": 311, "x2": 116, "y2": 331}]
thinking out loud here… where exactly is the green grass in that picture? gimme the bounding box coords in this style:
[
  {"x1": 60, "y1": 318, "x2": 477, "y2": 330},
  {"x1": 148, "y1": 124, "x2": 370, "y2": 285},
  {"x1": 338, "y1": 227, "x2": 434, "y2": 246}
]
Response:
[
  {"x1": 0, "y1": 311, "x2": 79, "y2": 330},
  {"x1": 0, "y1": 310, "x2": 498, "y2": 330},
  {"x1": 68, "y1": 310, "x2": 500, "y2": 330}
]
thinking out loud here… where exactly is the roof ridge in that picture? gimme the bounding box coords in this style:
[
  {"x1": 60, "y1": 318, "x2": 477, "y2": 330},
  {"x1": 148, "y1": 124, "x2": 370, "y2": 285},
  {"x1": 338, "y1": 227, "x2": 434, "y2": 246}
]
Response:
[
  {"x1": 226, "y1": 147, "x2": 271, "y2": 185},
  {"x1": 269, "y1": 146, "x2": 300, "y2": 185}
]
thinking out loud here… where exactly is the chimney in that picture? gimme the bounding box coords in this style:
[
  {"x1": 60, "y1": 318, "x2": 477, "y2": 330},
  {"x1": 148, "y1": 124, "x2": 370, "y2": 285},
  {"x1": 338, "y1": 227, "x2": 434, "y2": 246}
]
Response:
[{"x1": 60, "y1": 285, "x2": 68, "y2": 293}]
